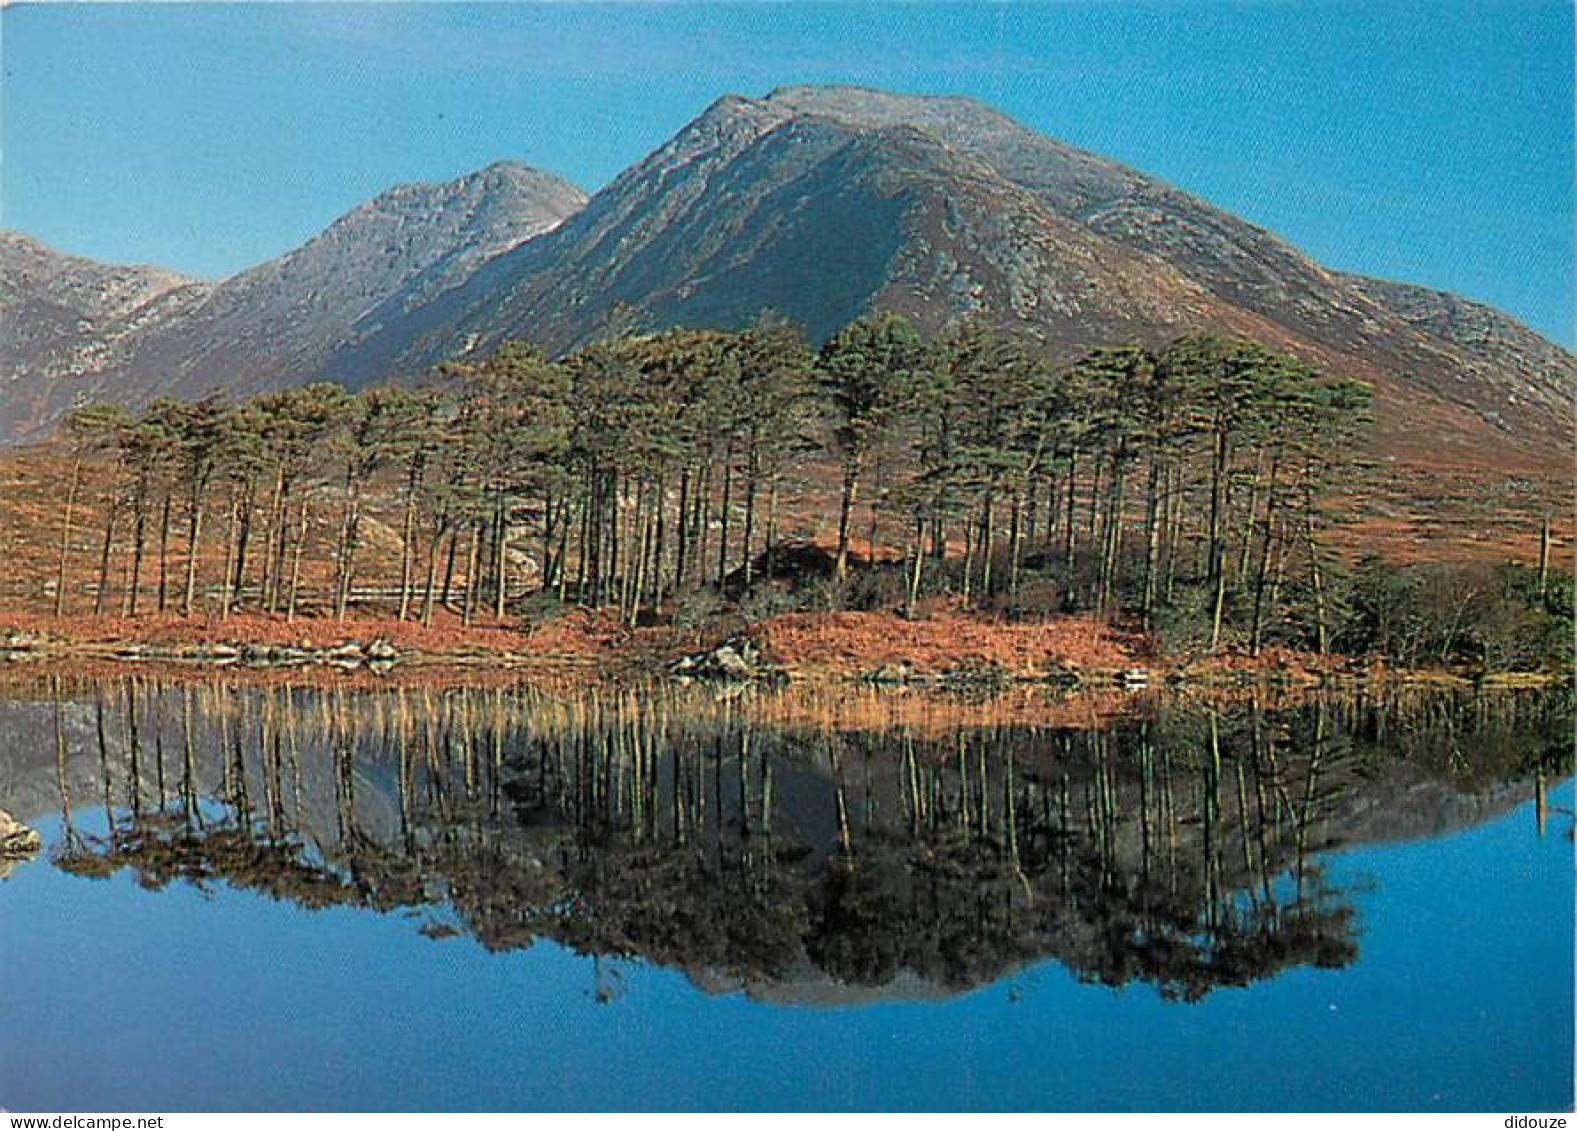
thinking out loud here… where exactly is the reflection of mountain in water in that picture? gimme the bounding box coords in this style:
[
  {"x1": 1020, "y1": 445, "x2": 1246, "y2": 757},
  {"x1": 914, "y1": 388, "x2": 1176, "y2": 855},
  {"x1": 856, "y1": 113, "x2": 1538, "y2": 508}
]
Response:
[{"x1": 1, "y1": 677, "x2": 1568, "y2": 1005}]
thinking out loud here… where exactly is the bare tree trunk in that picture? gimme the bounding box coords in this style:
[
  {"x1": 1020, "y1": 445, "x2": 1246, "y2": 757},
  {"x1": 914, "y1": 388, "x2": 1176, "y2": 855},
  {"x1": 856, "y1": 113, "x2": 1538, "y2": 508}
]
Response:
[
  {"x1": 156, "y1": 492, "x2": 173, "y2": 613},
  {"x1": 555, "y1": 504, "x2": 571, "y2": 603},
  {"x1": 1023, "y1": 475, "x2": 1038, "y2": 547},
  {"x1": 286, "y1": 497, "x2": 310, "y2": 623},
  {"x1": 260, "y1": 464, "x2": 284, "y2": 613},
  {"x1": 1539, "y1": 514, "x2": 1551, "y2": 599},
  {"x1": 629, "y1": 487, "x2": 653, "y2": 628},
  {"x1": 492, "y1": 486, "x2": 508, "y2": 621},
  {"x1": 124, "y1": 478, "x2": 150, "y2": 618},
  {"x1": 182, "y1": 482, "x2": 205, "y2": 616},
  {"x1": 1249, "y1": 461, "x2": 1281, "y2": 655},
  {"x1": 1304, "y1": 481, "x2": 1328, "y2": 654},
  {"x1": 1062, "y1": 450, "x2": 1079, "y2": 573},
  {"x1": 905, "y1": 516, "x2": 925, "y2": 619},
  {"x1": 1141, "y1": 456, "x2": 1163, "y2": 628},
  {"x1": 1099, "y1": 455, "x2": 1126, "y2": 613},
  {"x1": 960, "y1": 508, "x2": 976, "y2": 603},
  {"x1": 1207, "y1": 426, "x2": 1230, "y2": 589},
  {"x1": 716, "y1": 444, "x2": 733, "y2": 588},
  {"x1": 1163, "y1": 461, "x2": 1184, "y2": 603},
  {"x1": 398, "y1": 488, "x2": 418, "y2": 621},
  {"x1": 540, "y1": 490, "x2": 557, "y2": 594},
  {"x1": 979, "y1": 491, "x2": 995, "y2": 600},
  {"x1": 1209, "y1": 556, "x2": 1229, "y2": 652},
  {"x1": 867, "y1": 462, "x2": 883, "y2": 573},
  {"x1": 618, "y1": 479, "x2": 637, "y2": 615},
  {"x1": 1207, "y1": 427, "x2": 1232, "y2": 651},
  {"x1": 741, "y1": 450, "x2": 759, "y2": 592},
  {"x1": 606, "y1": 473, "x2": 621, "y2": 605},
  {"x1": 462, "y1": 521, "x2": 482, "y2": 626},
  {"x1": 1085, "y1": 458, "x2": 1103, "y2": 587},
  {"x1": 650, "y1": 475, "x2": 667, "y2": 617},
  {"x1": 231, "y1": 483, "x2": 255, "y2": 613},
  {"x1": 94, "y1": 495, "x2": 117, "y2": 615},
  {"x1": 580, "y1": 471, "x2": 599, "y2": 605},
  {"x1": 1008, "y1": 485, "x2": 1025, "y2": 598},
  {"x1": 219, "y1": 489, "x2": 240, "y2": 620},
  {"x1": 1237, "y1": 449, "x2": 1264, "y2": 581},
  {"x1": 420, "y1": 523, "x2": 443, "y2": 627},
  {"x1": 333, "y1": 471, "x2": 361, "y2": 621},
  {"x1": 693, "y1": 462, "x2": 712, "y2": 587},
  {"x1": 267, "y1": 480, "x2": 294, "y2": 615},
  {"x1": 442, "y1": 521, "x2": 460, "y2": 610},
  {"x1": 764, "y1": 478, "x2": 780, "y2": 582},
  {"x1": 1044, "y1": 469, "x2": 1059, "y2": 549},
  {"x1": 675, "y1": 467, "x2": 690, "y2": 586},
  {"x1": 1266, "y1": 512, "x2": 1288, "y2": 623},
  {"x1": 834, "y1": 458, "x2": 859, "y2": 581},
  {"x1": 55, "y1": 454, "x2": 83, "y2": 618}
]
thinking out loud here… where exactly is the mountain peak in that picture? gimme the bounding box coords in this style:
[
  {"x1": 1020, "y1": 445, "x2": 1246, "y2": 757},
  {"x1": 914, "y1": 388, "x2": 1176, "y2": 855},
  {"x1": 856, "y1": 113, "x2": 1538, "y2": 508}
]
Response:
[
  {"x1": 0, "y1": 229, "x2": 198, "y2": 291},
  {"x1": 0, "y1": 159, "x2": 591, "y2": 438},
  {"x1": 764, "y1": 84, "x2": 988, "y2": 116},
  {"x1": 466, "y1": 160, "x2": 587, "y2": 198},
  {"x1": 354, "y1": 161, "x2": 586, "y2": 221}
]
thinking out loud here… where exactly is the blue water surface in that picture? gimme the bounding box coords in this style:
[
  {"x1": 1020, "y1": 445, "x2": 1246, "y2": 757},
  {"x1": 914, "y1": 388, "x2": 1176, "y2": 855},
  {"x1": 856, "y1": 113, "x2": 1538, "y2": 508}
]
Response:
[{"x1": 1, "y1": 782, "x2": 1569, "y2": 1112}]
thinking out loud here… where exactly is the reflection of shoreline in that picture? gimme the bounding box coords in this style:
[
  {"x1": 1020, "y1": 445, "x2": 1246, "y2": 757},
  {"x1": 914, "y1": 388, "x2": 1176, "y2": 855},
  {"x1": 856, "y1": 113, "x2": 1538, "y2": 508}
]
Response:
[{"x1": 1, "y1": 678, "x2": 1569, "y2": 1005}]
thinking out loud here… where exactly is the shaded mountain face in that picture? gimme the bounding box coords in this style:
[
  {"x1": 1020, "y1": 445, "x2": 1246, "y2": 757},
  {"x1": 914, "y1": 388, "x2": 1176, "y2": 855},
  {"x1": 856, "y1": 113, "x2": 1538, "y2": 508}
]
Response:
[
  {"x1": 401, "y1": 91, "x2": 1263, "y2": 363},
  {"x1": 749, "y1": 87, "x2": 1574, "y2": 450},
  {"x1": 388, "y1": 86, "x2": 1570, "y2": 476},
  {"x1": 0, "y1": 162, "x2": 586, "y2": 441}
]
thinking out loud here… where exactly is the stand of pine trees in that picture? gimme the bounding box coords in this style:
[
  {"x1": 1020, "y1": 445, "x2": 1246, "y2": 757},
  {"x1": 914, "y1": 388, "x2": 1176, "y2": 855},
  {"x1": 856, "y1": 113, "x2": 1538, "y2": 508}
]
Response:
[{"x1": 47, "y1": 310, "x2": 1564, "y2": 665}]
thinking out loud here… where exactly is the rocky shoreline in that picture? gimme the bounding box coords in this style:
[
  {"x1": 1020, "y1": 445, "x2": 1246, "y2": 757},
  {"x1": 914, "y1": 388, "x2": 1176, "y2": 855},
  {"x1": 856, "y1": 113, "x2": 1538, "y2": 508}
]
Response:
[
  {"x1": 0, "y1": 626, "x2": 1561, "y2": 692},
  {"x1": 0, "y1": 630, "x2": 587, "y2": 674}
]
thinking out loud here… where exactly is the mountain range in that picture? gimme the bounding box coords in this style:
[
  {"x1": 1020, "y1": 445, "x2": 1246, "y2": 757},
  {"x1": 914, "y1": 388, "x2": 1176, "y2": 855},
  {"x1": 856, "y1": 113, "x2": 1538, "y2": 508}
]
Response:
[
  {"x1": 3, "y1": 85, "x2": 1570, "y2": 497},
  {"x1": 0, "y1": 162, "x2": 586, "y2": 442}
]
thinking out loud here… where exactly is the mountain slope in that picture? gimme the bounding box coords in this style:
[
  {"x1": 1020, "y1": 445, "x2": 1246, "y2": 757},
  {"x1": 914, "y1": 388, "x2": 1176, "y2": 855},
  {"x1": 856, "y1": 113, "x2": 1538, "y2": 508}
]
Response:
[
  {"x1": 118, "y1": 161, "x2": 588, "y2": 401},
  {"x1": 367, "y1": 87, "x2": 1568, "y2": 483},
  {"x1": 0, "y1": 162, "x2": 586, "y2": 439},
  {"x1": 389, "y1": 95, "x2": 1288, "y2": 366},
  {"x1": 0, "y1": 232, "x2": 210, "y2": 440},
  {"x1": 1338, "y1": 272, "x2": 1572, "y2": 431},
  {"x1": 756, "y1": 86, "x2": 1572, "y2": 449},
  {"x1": 2, "y1": 85, "x2": 1568, "y2": 550}
]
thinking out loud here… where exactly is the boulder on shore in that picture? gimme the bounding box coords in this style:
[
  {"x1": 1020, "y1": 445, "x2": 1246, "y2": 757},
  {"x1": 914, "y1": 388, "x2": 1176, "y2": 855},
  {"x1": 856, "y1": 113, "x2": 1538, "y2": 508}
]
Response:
[
  {"x1": 0, "y1": 809, "x2": 42, "y2": 859},
  {"x1": 670, "y1": 637, "x2": 766, "y2": 682}
]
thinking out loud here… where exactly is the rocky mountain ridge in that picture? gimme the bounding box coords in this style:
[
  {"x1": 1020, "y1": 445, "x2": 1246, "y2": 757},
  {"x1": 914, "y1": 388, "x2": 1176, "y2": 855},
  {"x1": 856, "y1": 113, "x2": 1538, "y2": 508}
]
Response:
[
  {"x1": 0, "y1": 162, "x2": 586, "y2": 441},
  {"x1": 343, "y1": 85, "x2": 1576, "y2": 470},
  {"x1": 2, "y1": 86, "x2": 1569, "y2": 490}
]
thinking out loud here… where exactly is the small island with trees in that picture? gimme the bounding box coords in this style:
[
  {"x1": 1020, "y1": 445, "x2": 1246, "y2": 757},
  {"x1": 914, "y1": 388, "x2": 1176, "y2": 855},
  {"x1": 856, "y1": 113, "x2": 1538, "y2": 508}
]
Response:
[{"x1": 0, "y1": 313, "x2": 1567, "y2": 687}]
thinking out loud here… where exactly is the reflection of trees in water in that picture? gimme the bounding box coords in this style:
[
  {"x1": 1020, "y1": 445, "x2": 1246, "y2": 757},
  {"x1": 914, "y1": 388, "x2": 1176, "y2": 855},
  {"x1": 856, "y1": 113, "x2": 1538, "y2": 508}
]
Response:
[{"x1": 32, "y1": 678, "x2": 1572, "y2": 1004}]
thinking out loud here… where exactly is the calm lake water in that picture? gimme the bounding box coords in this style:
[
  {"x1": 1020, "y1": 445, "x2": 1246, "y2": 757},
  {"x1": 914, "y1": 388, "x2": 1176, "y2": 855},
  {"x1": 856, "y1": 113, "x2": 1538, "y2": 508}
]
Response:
[{"x1": 0, "y1": 675, "x2": 1570, "y2": 1112}]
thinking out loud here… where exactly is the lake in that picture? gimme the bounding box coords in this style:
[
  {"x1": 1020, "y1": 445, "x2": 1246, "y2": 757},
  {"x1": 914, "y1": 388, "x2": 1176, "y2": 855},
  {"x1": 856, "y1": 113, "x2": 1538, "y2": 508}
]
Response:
[{"x1": 0, "y1": 674, "x2": 1570, "y2": 1112}]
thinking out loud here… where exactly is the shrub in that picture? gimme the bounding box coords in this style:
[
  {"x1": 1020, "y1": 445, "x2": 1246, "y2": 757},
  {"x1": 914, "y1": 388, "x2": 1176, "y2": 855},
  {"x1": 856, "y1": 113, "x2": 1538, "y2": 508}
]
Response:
[
  {"x1": 988, "y1": 576, "x2": 1064, "y2": 622},
  {"x1": 514, "y1": 591, "x2": 575, "y2": 631},
  {"x1": 1334, "y1": 559, "x2": 1572, "y2": 671},
  {"x1": 845, "y1": 564, "x2": 911, "y2": 612},
  {"x1": 735, "y1": 584, "x2": 808, "y2": 624},
  {"x1": 672, "y1": 587, "x2": 724, "y2": 634},
  {"x1": 1150, "y1": 584, "x2": 1218, "y2": 655}
]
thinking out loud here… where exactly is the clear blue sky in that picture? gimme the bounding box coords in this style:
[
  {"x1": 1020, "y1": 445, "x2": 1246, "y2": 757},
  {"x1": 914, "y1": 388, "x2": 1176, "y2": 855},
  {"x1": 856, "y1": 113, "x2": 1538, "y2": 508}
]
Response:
[{"x1": 2, "y1": 1, "x2": 1572, "y2": 345}]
